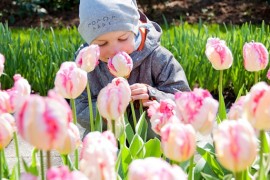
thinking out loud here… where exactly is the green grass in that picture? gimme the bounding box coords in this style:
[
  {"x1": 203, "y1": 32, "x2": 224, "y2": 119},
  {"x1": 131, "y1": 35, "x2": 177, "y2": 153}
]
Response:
[{"x1": 0, "y1": 21, "x2": 269, "y2": 96}]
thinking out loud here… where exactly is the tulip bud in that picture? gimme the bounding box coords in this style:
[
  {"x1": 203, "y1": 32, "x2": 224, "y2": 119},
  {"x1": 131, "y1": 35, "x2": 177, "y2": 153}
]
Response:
[
  {"x1": 242, "y1": 81, "x2": 270, "y2": 130},
  {"x1": 97, "y1": 77, "x2": 131, "y2": 120},
  {"x1": 75, "y1": 44, "x2": 100, "y2": 72},
  {"x1": 107, "y1": 116, "x2": 125, "y2": 139},
  {"x1": 128, "y1": 157, "x2": 187, "y2": 180},
  {"x1": 205, "y1": 37, "x2": 233, "y2": 70},
  {"x1": 20, "y1": 173, "x2": 38, "y2": 180},
  {"x1": 15, "y1": 94, "x2": 70, "y2": 151},
  {"x1": 175, "y1": 88, "x2": 219, "y2": 135},
  {"x1": 108, "y1": 51, "x2": 133, "y2": 78},
  {"x1": 54, "y1": 61, "x2": 87, "y2": 99},
  {"x1": 0, "y1": 90, "x2": 13, "y2": 113},
  {"x1": 213, "y1": 119, "x2": 257, "y2": 172},
  {"x1": 0, "y1": 113, "x2": 15, "y2": 149},
  {"x1": 243, "y1": 41, "x2": 269, "y2": 72},
  {"x1": 147, "y1": 99, "x2": 179, "y2": 135},
  {"x1": 227, "y1": 96, "x2": 246, "y2": 120},
  {"x1": 8, "y1": 74, "x2": 31, "y2": 113},
  {"x1": 55, "y1": 122, "x2": 81, "y2": 155},
  {"x1": 79, "y1": 131, "x2": 117, "y2": 180},
  {"x1": 161, "y1": 123, "x2": 196, "y2": 162},
  {"x1": 46, "y1": 166, "x2": 88, "y2": 180},
  {"x1": 267, "y1": 69, "x2": 270, "y2": 80}
]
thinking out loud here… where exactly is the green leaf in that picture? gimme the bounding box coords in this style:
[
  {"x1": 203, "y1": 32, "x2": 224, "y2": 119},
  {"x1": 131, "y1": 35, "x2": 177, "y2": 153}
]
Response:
[
  {"x1": 135, "y1": 112, "x2": 148, "y2": 141},
  {"x1": 1, "y1": 150, "x2": 10, "y2": 178},
  {"x1": 201, "y1": 172, "x2": 221, "y2": 180},
  {"x1": 236, "y1": 84, "x2": 245, "y2": 99},
  {"x1": 120, "y1": 145, "x2": 132, "y2": 178},
  {"x1": 129, "y1": 134, "x2": 145, "y2": 159},
  {"x1": 144, "y1": 138, "x2": 162, "y2": 158},
  {"x1": 94, "y1": 109, "x2": 103, "y2": 132},
  {"x1": 196, "y1": 145, "x2": 224, "y2": 179},
  {"x1": 194, "y1": 157, "x2": 222, "y2": 180},
  {"x1": 124, "y1": 119, "x2": 134, "y2": 146},
  {"x1": 135, "y1": 111, "x2": 146, "y2": 136},
  {"x1": 261, "y1": 131, "x2": 270, "y2": 153},
  {"x1": 10, "y1": 163, "x2": 19, "y2": 180}
]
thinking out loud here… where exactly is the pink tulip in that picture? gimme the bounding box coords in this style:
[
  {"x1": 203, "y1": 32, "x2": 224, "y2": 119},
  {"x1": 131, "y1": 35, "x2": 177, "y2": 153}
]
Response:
[
  {"x1": 161, "y1": 123, "x2": 196, "y2": 162},
  {"x1": 205, "y1": 37, "x2": 233, "y2": 70},
  {"x1": 47, "y1": 166, "x2": 88, "y2": 180},
  {"x1": 108, "y1": 51, "x2": 133, "y2": 78},
  {"x1": 107, "y1": 116, "x2": 125, "y2": 139},
  {"x1": 75, "y1": 44, "x2": 100, "y2": 72},
  {"x1": 48, "y1": 89, "x2": 73, "y2": 123},
  {"x1": 213, "y1": 119, "x2": 257, "y2": 172},
  {"x1": 12, "y1": 74, "x2": 31, "y2": 95},
  {"x1": 55, "y1": 122, "x2": 81, "y2": 154},
  {"x1": 54, "y1": 61, "x2": 87, "y2": 99},
  {"x1": 227, "y1": 96, "x2": 246, "y2": 120},
  {"x1": 147, "y1": 99, "x2": 180, "y2": 135},
  {"x1": 128, "y1": 157, "x2": 187, "y2": 180},
  {"x1": 0, "y1": 53, "x2": 5, "y2": 76},
  {"x1": 174, "y1": 88, "x2": 219, "y2": 135},
  {"x1": 7, "y1": 74, "x2": 31, "y2": 113},
  {"x1": 97, "y1": 77, "x2": 131, "y2": 120},
  {"x1": 79, "y1": 131, "x2": 117, "y2": 180},
  {"x1": 243, "y1": 41, "x2": 269, "y2": 72},
  {"x1": 0, "y1": 113, "x2": 15, "y2": 149},
  {"x1": 15, "y1": 94, "x2": 70, "y2": 150},
  {"x1": 267, "y1": 68, "x2": 270, "y2": 80},
  {"x1": 0, "y1": 90, "x2": 13, "y2": 113},
  {"x1": 20, "y1": 173, "x2": 38, "y2": 180},
  {"x1": 242, "y1": 81, "x2": 270, "y2": 130}
]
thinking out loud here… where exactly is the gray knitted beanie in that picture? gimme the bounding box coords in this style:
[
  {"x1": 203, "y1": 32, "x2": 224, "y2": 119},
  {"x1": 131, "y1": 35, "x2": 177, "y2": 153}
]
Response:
[{"x1": 78, "y1": 0, "x2": 140, "y2": 44}]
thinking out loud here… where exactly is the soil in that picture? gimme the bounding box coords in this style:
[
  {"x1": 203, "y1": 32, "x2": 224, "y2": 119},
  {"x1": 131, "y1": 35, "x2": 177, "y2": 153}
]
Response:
[
  {"x1": 2, "y1": 0, "x2": 270, "y2": 28},
  {"x1": 1, "y1": 0, "x2": 269, "y2": 106}
]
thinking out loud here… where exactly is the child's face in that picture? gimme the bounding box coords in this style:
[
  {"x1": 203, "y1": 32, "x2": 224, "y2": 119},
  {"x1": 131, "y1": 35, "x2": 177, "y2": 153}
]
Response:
[{"x1": 91, "y1": 31, "x2": 135, "y2": 62}]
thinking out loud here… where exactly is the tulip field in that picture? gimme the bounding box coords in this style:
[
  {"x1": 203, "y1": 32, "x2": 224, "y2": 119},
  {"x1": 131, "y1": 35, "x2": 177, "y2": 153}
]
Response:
[{"x1": 0, "y1": 21, "x2": 270, "y2": 180}]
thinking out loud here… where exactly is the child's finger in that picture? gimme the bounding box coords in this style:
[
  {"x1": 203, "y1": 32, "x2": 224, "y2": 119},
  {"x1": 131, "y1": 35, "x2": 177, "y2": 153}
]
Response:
[{"x1": 131, "y1": 93, "x2": 149, "y2": 101}]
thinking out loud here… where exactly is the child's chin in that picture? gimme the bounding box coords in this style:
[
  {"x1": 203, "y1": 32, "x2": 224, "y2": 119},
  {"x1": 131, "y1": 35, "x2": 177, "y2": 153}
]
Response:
[{"x1": 100, "y1": 58, "x2": 108, "y2": 63}]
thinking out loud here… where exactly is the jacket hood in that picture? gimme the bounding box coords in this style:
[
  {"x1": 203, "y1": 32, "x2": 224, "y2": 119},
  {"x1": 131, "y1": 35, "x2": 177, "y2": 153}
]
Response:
[{"x1": 130, "y1": 11, "x2": 162, "y2": 69}]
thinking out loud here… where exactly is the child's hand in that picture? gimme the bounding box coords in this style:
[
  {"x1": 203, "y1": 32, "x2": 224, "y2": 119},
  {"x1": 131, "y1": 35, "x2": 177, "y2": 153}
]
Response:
[{"x1": 130, "y1": 83, "x2": 152, "y2": 107}]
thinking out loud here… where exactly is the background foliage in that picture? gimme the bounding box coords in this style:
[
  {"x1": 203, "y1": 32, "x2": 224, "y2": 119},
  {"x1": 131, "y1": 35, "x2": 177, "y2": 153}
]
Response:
[{"x1": 0, "y1": 22, "x2": 269, "y2": 100}]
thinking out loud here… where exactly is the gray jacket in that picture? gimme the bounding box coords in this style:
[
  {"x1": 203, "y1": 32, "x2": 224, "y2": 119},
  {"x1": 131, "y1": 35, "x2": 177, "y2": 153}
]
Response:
[{"x1": 75, "y1": 12, "x2": 190, "y2": 130}]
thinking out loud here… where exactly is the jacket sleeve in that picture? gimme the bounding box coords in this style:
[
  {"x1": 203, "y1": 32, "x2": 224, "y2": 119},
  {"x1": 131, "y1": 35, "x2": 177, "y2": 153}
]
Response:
[{"x1": 148, "y1": 46, "x2": 191, "y2": 101}]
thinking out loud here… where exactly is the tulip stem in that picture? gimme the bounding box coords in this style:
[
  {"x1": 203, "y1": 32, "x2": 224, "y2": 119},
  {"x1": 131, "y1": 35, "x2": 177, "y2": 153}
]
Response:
[
  {"x1": 112, "y1": 120, "x2": 116, "y2": 135},
  {"x1": 0, "y1": 149, "x2": 2, "y2": 180},
  {"x1": 139, "y1": 100, "x2": 143, "y2": 115},
  {"x1": 46, "y1": 151, "x2": 51, "y2": 169},
  {"x1": 70, "y1": 99, "x2": 79, "y2": 169},
  {"x1": 87, "y1": 81, "x2": 95, "y2": 132},
  {"x1": 188, "y1": 155, "x2": 194, "y2": 180},
  {"x1": 40, "y1": 150, "x2": 45, "y2": 180},
  {"x1": 258, "y1": 130, "x2": 266, "y2": 180},
  {"x1": 75, "y1": 149, "x2": 79, "y2": 170},
  {"x1": 218, "y1": 70, "x2": 224, "y2": 121},
  {"x1": 70, "y1": 98, "x2": 77, "y2": 125},
  {"x1": 130, "y1": 101, "x2": 137, "y2": 128},
  {"x1": 13, "y1": 132, "x2": 21, "y2": 177},
  {"x1": 234, "y1": 171, "x2": 242, "y2": 180},
  {"x1": 254, "y1": 71, "x2": 259, "y2": 84}
]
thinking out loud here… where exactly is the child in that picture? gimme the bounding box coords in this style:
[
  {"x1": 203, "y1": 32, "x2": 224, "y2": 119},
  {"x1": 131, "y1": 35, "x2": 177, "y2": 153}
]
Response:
[{"x1": 75, "y1": 0, "x2": 190, "y2": 137}]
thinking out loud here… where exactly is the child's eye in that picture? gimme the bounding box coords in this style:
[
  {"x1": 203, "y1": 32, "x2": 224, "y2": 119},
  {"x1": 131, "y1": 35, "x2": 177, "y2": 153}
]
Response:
[
  {"x1": 118, "y1": 37, "x2": 128, "y2": 42},
  {"x1": 98, "y1": 42, "x2": 107, "y2": 46}
]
